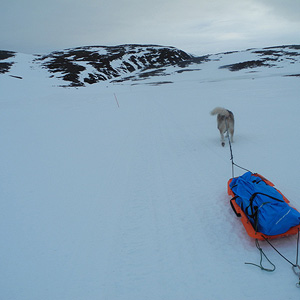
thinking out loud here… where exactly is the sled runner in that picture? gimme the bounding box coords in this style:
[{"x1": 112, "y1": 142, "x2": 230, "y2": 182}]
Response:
[{"x1": 228, "y1": 172, "x2": 300, "y2": 240}]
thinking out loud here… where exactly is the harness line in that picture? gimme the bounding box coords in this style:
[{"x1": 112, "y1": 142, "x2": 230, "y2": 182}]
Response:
[{"x1": 225, "y1": 119, "x2": 250, "y2": 178}]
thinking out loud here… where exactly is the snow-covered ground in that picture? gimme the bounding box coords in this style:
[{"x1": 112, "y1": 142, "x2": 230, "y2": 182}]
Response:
[{"x1": 1, "y1": 50, "x2": 300, "y2": 299}]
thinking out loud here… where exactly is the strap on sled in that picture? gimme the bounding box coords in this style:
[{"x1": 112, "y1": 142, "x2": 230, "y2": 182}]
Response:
[
  {"x1": 229, "y1": 192, "x2": 284, "y2": 232},
  {"x1": 230, "y1": 196, "x2": 241, "y2": 217}
]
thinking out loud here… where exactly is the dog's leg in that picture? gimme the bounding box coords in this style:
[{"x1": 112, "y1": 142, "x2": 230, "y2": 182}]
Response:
[
  {"x1": 230, "y1": 129, "x2": 234, "y2": 143},
  {"x1": 220, "y1": 131, "x2": 225, "y2": 147}
]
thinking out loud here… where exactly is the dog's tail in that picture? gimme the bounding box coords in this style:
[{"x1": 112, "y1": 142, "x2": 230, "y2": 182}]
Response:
[{"x1": 210, "y1": 107, "x2": 229, "y2": 117}]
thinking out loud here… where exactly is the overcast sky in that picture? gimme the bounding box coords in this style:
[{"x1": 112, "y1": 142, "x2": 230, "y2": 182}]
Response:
[{"x1": 1, "y1": 0, "x2": 299, "y2": 55}]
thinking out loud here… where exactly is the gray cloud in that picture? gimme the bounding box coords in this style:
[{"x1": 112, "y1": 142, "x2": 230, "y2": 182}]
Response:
[
  {"x1": 1, "y1": 0, "x2": 299, "y2": 55},
  {"x1": 256, "y1": 0, "x2": 300, "y2": 21}
]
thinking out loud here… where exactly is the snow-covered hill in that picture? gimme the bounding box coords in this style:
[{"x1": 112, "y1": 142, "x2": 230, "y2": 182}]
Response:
[
  {"x1": 1, "y1": 44, "x2": 300, "y2": 87},
  {"x1": 0, "y1": 44, "x2": 300, "y2": 300}
]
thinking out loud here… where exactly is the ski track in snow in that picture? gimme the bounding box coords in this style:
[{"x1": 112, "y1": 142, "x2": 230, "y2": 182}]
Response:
[{"x1": 0, "y1": 67, "x2": 300, "y2": 299}]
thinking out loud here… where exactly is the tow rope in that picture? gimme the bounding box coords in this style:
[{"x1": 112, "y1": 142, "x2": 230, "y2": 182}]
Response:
[{"x1": 225, "y1": 119, "x2": 250, "y2": 178}]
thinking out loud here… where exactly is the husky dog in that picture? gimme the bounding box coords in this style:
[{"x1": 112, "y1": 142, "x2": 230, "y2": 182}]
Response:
[{"x1": 210, "y1": 107, "x2": 234, "y2": 147}]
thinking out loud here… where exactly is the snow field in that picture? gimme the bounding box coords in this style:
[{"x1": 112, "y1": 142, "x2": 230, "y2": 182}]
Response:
[{"x1": 1, "y1": 68, "x2": 300, "y2": 299}]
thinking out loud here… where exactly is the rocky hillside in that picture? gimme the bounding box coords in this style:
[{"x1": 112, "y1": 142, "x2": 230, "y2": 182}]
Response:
[
  {"x1": 0, "y1": 50, "x2": 16, "y2": 74},
  {"x1": 1, "y1": 44, "x2": 299, "y2": 87}
]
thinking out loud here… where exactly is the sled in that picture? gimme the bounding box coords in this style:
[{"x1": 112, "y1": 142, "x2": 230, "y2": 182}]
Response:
[{"x1": 228, "y1": 172, "x2": 300, "y2": 240}]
